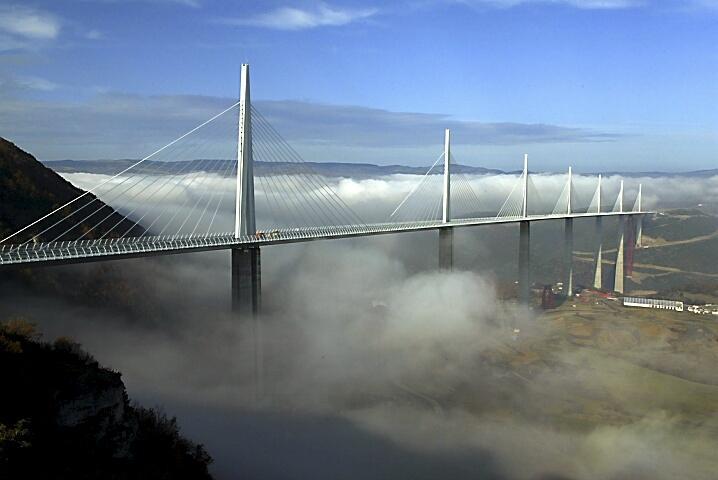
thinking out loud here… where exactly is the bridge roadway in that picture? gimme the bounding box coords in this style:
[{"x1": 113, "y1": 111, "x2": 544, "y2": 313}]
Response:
[{"x1": 0, "y1": 211, "x2": 645, "y2": 268}]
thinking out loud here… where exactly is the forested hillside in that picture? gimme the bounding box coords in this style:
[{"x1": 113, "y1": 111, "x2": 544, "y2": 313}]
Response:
[{"x1": 0, "y1": 138, "x2": 143, "y2": 243}]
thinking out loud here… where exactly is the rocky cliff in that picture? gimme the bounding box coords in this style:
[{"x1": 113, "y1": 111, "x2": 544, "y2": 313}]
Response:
[{"x1": 0, "y1": 319, "x2": 212, "y2": 479}]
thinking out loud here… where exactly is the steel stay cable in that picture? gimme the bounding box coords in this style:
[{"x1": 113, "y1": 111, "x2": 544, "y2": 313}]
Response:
[
  {"x1": 251, "y1": 106, "x2": 360, "y2": 226},
  {"x1": 30, "y1": 108, "x2": 232, "y2": 245},
  {"x1": 252, "y1": 125, "x2": 331, "y2": 229},
  {"x1": 251, "y1": 120, "x2": 344, "y2": 229},
  {"x1": 205, "y1": 161, "x2": 238, "y2": 235},
  {"x1": 171, "y1": 155, "x2": 237, "y2": 236},
  {"x1": 2, "y1": 101, "x2": 240, "y2": 245},
  {"x1": 252, "y1": 131, "x2": 319, "y2": 229},
  {"x1": 190, "y1": 149, "x2": 239, "y2": 235},
  {"x1": 252, "y1": 118, "x2": 355, "y2": 229},
  {"x1": 100, "y1": 130, "x2": 228, "y2": 239},
  {"x1": 155, "y1": 156, "x2": 233, "y2": 236},
  {"x1": 251, "y1": 107, "x2": 365, "y2": 226}
]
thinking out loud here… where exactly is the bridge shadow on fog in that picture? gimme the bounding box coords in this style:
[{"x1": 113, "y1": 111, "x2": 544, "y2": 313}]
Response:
[{"x1": 165, "y1": 404, "x2": 512, "y2": 480}]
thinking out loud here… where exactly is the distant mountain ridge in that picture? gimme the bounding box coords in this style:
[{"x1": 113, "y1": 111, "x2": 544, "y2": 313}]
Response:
[
  {"x1": 42, "y1": 159, "x2": 505, "y2": 178},
  {"x1": 42, "y1": 158, "x2": 718, "y2": 178}
]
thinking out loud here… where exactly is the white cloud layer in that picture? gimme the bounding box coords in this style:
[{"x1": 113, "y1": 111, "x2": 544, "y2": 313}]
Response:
[
  {"x1": 229, "y1": 2, "x2": 378, "y2": 30},
  {"x1": 0, "y1": 5, "x2": 60, "y2": 41},
  {"x1": 0, "y1": 92, "x2": 620, "y2": 166},
  {"x1": 58, "y1": 169, "x2": 692, "y2": 240}
]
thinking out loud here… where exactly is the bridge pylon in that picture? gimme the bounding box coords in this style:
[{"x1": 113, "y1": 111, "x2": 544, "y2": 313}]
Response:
[
  {"x1": 439, "y1": 128, "x2": 453, "y2": 271},
  {"x1": 231, "y1": 63, "x2": 263, "y2": 401},
  {"x1": 635, "y1": 184, "x2": 643, "y2": 247},
  {"x1": 232, "y1": 64, "x2": 261, "y2": 316},
  {"x1": 235, "y1": 63, "x2": 256, "y2": 239},
  {"x1": 517, "y1": 154, "x2": 531, "y2": 304}
]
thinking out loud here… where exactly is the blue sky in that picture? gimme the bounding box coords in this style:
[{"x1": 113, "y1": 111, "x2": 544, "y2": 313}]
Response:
[{"x1": 0, "y1": 0, "x2": 716, "y2": 171}]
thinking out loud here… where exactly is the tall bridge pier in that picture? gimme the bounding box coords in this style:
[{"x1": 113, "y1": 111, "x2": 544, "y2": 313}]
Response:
[
  {"x1": 563, "y1": 167, "x2": 574, "y2": 297},
  {"x1": 564, "y1": 218, "x2": 574, "y2": 297},
  {"x1": 613, "y1": 181, "x2": 625, "y2": 294},
  {"x1": 592, "y1": 175, "x2": 603, "y2": 290},
  {"x1": 635, "y1": 184, "x2": 643, "y2": 247},
  {"x1": 231, "y1": 247, "x2": 261, "y2": 314},
  {"x1": 593, "y1": 217, "x2": 603, "y2": 289},
  {"x1": 519, "y1": 221, "x2": 531, "y2": 305},
  {"x1": 234, "y1": 63, "x2": 264, "y2": 400},
  {"x1": 614, "y1": 218, "x2": 625, "y2": 293},
  {"x1": 439, "y1": 228, "x2": 454, "y2": 271}
]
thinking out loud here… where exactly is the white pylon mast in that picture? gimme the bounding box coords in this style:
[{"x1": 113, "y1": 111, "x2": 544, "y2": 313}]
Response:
[
  {"x1": 442, "y1": 129, "x2": 451, "y2": 223},
  {"x1": 567, "y1": 166, "x2": 572, "y2": 215},
  {"x1": 235, "y1": 63, "x2": 256, "y2": 238},
  {"x1": 596, "y1": 174, "x2": 602, "y2": 214},
  {"x1": 522, "y1": 154, "x2": 529, "y2": 218},
  {"x1": 637, "y1": 183, "x2": 642, "y2": 212},
  {"x1": 618, "y1": 179, "x2": 624, "y2": 214}
]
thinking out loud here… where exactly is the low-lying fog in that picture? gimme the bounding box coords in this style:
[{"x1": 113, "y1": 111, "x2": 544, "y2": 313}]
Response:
[{"x1": 5, "y1": 171, "x2": 718, "y2": 479}]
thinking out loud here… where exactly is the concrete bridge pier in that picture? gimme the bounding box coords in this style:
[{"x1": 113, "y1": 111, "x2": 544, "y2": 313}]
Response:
[
  {"x1": 231, "y1": 246, "x2": 263, "y2": 400},
  {"x1": 614, "y1": 217, "x2": 625, "y2": 294},
  {"x1": 593, "y1": 217, "x2": 603, "y2": 290},
  {"x1": 636, "y1": 215, "x2": 643, "y2": 247},
  {"x1": 564, "y1": 218, "x2": 574, "y2": 297},
  {"x1": 518, "y1": 221, "x2": 531, "y2": 305},
  {"x1": 439, "y1": 227, "x2": 454, "y2": 271},
  {"x1": 231, "y1": 246, "x2": 261, "y2": 315}
]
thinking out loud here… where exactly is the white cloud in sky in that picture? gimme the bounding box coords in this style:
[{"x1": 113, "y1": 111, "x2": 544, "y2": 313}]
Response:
[
  {"x1": 455, "y1": 0, "x2": 718, "y2": 10},
  {"x1": 85, "y1": 29, "x2": 103, "y2": 40},
  {"x1": 0, "y1": 74, "x2": 59, "y2": 93},
  {"x1": 556, "y1": 0, "x2": 642, "y2": 7},
  {"x1": 88, "y1": 0, "x2": 201, "y2": 7},
  {"x1": 456, "y1": 0, "x2": 643, "y2": 8},
  {"x1": 231, "y1": 2, "x2": 378, "y2": 30},
  {"x1": 167, "y1": 0, "x2": 201, "y2": 6},
  {"x1": 14, "y1": 75, "x2": 59, "y2": 91},
  {"x1": 690, "y1": 0, "x2": 718, "y2": 9},
  {"x1": 0, "y1": 5, "x2": 60, "y2": 40}
]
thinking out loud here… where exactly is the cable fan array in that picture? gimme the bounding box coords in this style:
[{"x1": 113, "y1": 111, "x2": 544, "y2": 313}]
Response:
[
  {"x1": 496, "y1": 170, "x2": 545, "y2": 218},
  {"x1": 389, "y1": 152, "x2": 484, "y2": 225},
  {"x1": 0, "y1": 102, "x2": 242, "y2": 249},
  {"x1": 551, "y1": 171, "x2": 588, "y2": 215},
  {"x1": 0, "y1": 101, "x2": 366, "y2": 251}
]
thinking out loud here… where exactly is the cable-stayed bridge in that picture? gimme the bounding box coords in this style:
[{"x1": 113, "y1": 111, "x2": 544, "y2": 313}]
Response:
[{"x1": 0, "y1": 65, "x2": 647, "y2": 312}]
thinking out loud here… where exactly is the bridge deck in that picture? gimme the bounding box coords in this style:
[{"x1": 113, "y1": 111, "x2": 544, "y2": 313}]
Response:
[{"x1": 0, "y1": 211, "x2": 645, "y2": 268}]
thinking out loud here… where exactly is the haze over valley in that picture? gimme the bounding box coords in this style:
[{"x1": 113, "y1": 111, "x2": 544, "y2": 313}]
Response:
[{"x1": 1, "y1": 0, "x2": 717, "y2": 478}]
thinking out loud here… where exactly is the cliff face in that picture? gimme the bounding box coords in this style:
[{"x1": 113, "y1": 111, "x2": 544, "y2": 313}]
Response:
[
  {"x1": 0, "y1": 138, "x2": 144, "y2": 242},
  {"x1": 0, "y1": 319, "x2": 212, "y2": 479}
]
